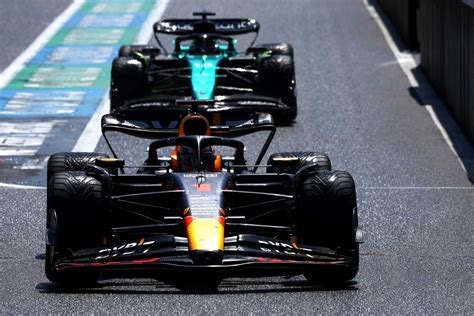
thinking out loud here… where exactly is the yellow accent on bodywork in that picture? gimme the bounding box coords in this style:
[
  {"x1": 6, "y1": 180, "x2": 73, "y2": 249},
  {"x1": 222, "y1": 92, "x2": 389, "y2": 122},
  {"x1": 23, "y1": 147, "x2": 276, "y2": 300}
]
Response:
[
  {"x1": 273, "y1": 157, "x2": 299, "y2": 161},
  {"x1": 187, "y1": 218, "x2": 224, "y2": 251}
]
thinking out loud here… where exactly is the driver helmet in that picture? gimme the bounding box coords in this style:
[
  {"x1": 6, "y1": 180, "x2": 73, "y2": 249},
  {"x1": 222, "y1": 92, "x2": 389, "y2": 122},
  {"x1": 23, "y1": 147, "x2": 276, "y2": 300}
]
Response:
[
  {"x1": 174, "y1": 146, "x2": 218, "y2": 172},
  {"x1": 171, "y1": 113, "x2": 222, "y2": 172},
  {"x1": 190, "y1": 35, "x2": 219, "y2": 55}
]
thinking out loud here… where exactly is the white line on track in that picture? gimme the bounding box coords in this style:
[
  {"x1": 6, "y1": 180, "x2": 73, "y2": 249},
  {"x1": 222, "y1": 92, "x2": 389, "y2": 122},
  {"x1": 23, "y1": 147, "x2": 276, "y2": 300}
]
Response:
[
  {"x1": 0, "y1": 0, "x2": 86, "y2": 88},
  {"x1": 0, "y1": 0, "x2": 170, "y2": 188},
  {"x1": 72, "y1": 0, "x2": 170, "y2": 153},
  {"x1": 135, "y1": 0, "x2": 170, "y2": 45},
  {"x1": 0, "y1": 0, "x2": 85, "y2": 189},
  {"x1": 363, "y1": 0, "x2": 469, "y2": 174},
  {"x1": 362, "y1": 187, "x2": 474, "y2": 190},
  {"x1": 0, "y1": 183, "x2": 46, "y2": 190}
]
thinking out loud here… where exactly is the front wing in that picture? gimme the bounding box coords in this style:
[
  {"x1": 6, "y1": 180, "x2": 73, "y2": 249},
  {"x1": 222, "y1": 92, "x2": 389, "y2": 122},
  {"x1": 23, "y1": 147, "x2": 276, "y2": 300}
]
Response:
[{"x1": 54, "y1": 234, "x2": 353, "y2": 276}]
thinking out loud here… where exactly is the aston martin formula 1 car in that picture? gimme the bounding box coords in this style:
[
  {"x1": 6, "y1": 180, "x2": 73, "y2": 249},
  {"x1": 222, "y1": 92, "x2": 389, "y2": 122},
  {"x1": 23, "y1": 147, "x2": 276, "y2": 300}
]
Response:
[
  {"x1": 45, "y1": 101, "x2": 361, "y2": 286},
  {"x1": 110, "y1": 12, "x2": 297, "y2": 124}
]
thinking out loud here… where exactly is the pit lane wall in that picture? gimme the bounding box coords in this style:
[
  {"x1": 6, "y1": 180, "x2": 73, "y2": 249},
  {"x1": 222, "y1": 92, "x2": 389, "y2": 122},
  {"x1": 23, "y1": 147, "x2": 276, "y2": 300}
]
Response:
[
  {"x1": 418, "y1": 0, "x2": 474, "y2": 143},
  {"x1": 378, "y1": 0, "x2": 419, "y2": 49},
  {"x1": 378, "y1": 0, "x2": 474, "y2": 143}
]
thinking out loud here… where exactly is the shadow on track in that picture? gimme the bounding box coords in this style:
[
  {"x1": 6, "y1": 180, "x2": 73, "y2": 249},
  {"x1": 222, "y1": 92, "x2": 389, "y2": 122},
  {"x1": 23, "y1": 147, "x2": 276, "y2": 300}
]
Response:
[
  {"x1": 35, "y1": 277, "x2": 358, "y2": 295},
  {"x1": 368, "y1": 0, "x2": 474, "y2": 183}
]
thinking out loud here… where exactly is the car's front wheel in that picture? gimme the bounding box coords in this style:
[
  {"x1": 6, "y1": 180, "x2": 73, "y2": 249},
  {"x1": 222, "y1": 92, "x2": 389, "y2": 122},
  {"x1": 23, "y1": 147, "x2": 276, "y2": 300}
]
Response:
[
  {"x1": 45, "y1": 172, "x2": 106, "y2": 284},
  {"x1": 296, "y1": 170, "x2": 359, "y2": 284}
]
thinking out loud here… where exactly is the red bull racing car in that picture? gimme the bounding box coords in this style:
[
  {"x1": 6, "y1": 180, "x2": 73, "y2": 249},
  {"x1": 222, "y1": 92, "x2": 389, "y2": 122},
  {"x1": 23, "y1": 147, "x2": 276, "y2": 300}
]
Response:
[{"x1": 45, "y1": 101, "x2": 361, "y2": 286}]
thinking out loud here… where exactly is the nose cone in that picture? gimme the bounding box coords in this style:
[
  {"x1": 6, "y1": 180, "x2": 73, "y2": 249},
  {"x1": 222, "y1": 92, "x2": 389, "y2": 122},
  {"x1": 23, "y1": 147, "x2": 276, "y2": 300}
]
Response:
[
  {"x1": 190, "y1": 250, "x2": 224, "y2": 265},
  {"x1": 185, "y1": 217, "x2": 225, "y2": 252}
]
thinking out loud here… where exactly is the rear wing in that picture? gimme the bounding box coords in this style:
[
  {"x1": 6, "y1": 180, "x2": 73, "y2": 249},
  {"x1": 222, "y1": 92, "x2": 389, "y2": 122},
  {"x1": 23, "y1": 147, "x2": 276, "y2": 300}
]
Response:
[
  {"x1": 153, "y1": 18, "x2": 260, "y2": 53},
  {"x1": 101, "y1": 100, "x2": 276, "y2": 169},
  {"x1": 101, "y1": 111, "x2": 274, "y2": 139},
  {"x1": 154, "y1": 19, "x2": 260, "y2": 36}
]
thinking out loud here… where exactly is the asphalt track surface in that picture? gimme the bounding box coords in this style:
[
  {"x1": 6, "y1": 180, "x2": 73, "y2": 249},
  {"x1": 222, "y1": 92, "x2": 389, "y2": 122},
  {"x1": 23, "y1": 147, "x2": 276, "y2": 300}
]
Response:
[{"x1": 1, "y1": 0, "x2": 473, "y2": 313}]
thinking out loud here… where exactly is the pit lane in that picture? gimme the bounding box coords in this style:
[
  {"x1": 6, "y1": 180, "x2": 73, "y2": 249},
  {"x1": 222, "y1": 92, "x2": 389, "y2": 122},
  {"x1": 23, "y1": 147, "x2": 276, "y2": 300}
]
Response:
[{"x1": 1, "y1": 0, "x2": 473, "y2": 313}]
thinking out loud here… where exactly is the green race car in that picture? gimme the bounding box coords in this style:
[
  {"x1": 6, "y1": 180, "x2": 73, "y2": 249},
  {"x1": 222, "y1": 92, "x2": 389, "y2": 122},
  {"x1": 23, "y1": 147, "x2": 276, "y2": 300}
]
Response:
[{"x1": 110, "y1": 12, "x2": 297, "y2": 124}]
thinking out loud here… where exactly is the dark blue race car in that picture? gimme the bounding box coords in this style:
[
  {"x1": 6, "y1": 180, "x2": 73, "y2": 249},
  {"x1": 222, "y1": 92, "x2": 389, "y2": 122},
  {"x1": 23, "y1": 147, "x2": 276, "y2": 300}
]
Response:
[{"x1": 110, "y1": 12, "x2": 297, "y2": 124}]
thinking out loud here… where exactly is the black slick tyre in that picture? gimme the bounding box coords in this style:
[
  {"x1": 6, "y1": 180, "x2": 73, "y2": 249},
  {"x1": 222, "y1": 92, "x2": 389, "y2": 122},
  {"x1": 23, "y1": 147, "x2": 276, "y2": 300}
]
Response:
[
  {"x1": 267, "y1": 152, "x2": 331, "y2": 174},
  {"x1": 258, "y1": 54, "x2": 297, "y2": 124},
  {"x1": 45, "y1": 172, "x2": 105, "y2": 284},
  {"x1": 110, "y1": 56, "x2": 147, "y2": 111},
  {"x1": 297, "y1": 170, "x2": 359, "y2": 284},
  {"x1": 47, "y1": 152, "x2": 109, "y2": 184},
  {"x1": 248, "y1": 43, "x2": 294, "y2": 57},
  {"x1": 118, "y1": 45, "x2": 159, "y2": 57}
]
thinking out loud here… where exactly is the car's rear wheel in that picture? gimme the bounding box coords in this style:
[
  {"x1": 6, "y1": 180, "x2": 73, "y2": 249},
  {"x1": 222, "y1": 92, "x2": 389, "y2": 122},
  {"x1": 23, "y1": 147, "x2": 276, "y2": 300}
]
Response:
[
  {"x1": 118, "y1": 45, "x2": 160, "y2": 57},
  {"x1": 267, "y1": 152, "x2": 331, "y2": 174},
  {"x1": 297, "y1": 170, "x2": 359, "y2": 284},
  {"x1": 248, "y1": 43, "x2": 294, "y2": 58},
  {"x1": 110, "y1": 56, "x2": 148, "y2": 111},
  {"x1": 45, "y1": 172, "x2": 106, "y2": 284},
  {"x1": 47, "y1": 152, "x2": 109, "y2": 184}
]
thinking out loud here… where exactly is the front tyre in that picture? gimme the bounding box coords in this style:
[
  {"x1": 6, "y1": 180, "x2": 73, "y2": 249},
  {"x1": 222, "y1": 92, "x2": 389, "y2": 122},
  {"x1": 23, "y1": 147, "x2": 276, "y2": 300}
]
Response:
[
  {"x1": 45, "y1": 172, "x2": 105, "y2": 284},
  {"x1": 297, "y1": 170, "x2": 359, "y2": 284}
]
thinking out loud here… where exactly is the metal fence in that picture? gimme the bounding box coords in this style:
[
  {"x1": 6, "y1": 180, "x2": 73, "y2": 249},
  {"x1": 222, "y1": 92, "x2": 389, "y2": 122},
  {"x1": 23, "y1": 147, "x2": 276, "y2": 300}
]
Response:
[
  {"x1": 378, "y1": 0, "x2": 419, "y2": 49},
  {"x1": 419, "y1": 0, "x2": 473, "y2": 143}
]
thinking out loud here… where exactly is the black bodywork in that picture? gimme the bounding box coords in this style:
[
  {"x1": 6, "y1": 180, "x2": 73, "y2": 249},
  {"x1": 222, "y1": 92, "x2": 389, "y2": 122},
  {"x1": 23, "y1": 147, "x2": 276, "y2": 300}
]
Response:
[{"x1": 46, "y1": 105, "x2": 359, "y2": 283}]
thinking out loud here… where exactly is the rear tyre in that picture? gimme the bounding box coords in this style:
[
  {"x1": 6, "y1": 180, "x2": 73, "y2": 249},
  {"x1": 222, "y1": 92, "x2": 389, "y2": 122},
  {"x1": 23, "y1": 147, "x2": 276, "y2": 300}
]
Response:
[
  {"x1": 118, "y1": 45, "x2": 160, "y2": 57},
  {"x1": 297, "y1": 170, "x2": 359, "y2": 284},
  {"x1": 47, "y1": 152, "x2": 109, "y2": 184},
  {"x1": 45, "y1": 172, "x2": 105, "y2": 284},
  {"x1": 267, "y1": 152, "x2": 331, "y2": 174},
  {"x1": 110, "y1": 56, "x2": 148, "y2": 111},
  {"x1": 248, "y1": 43, "x2": 294, "y2": 57},
  {"x1": 258, "y1": 54, "x2": 297, "y2": 124}
]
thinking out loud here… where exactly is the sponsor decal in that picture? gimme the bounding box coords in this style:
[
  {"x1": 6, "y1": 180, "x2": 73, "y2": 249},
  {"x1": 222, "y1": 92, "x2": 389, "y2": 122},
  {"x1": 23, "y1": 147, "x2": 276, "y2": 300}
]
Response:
[
  {"x1": 258, "y1": 240, "x2": 315, "y2": 258},
  {"x1": 183, "y1": 172, "x2": 218, "y2": 178},
  {"x1": 169, "y1": 21, "x2": 252, "y2": 32},
  {"x1": 94, "y1": 238, "x2": 155, "y2": 259}
]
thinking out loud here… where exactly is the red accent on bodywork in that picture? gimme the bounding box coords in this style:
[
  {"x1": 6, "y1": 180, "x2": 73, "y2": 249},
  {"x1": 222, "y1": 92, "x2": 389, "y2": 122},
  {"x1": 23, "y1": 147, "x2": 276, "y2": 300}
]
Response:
[
  {"x1": 255, "y1": 258, "x2": 297, "y2": 263},
  {"x1": 183, "y1": 207, "x2": 191, "y2": 216},
  {"x1": 184, "y1": 216, "x2": 195, "y2": 228},
  {"x1": 216, "y1": 216, "x2": 225, "y2": 226},
  {"x1": 192, "y1": 183, "x2": 211, "y2": 192},
  {"x1": 59, "y1": 258, "x2": 162, "y2": 270},
  {"x1": 130, "y1": 257, "x2": 161, "y2": 264}
]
